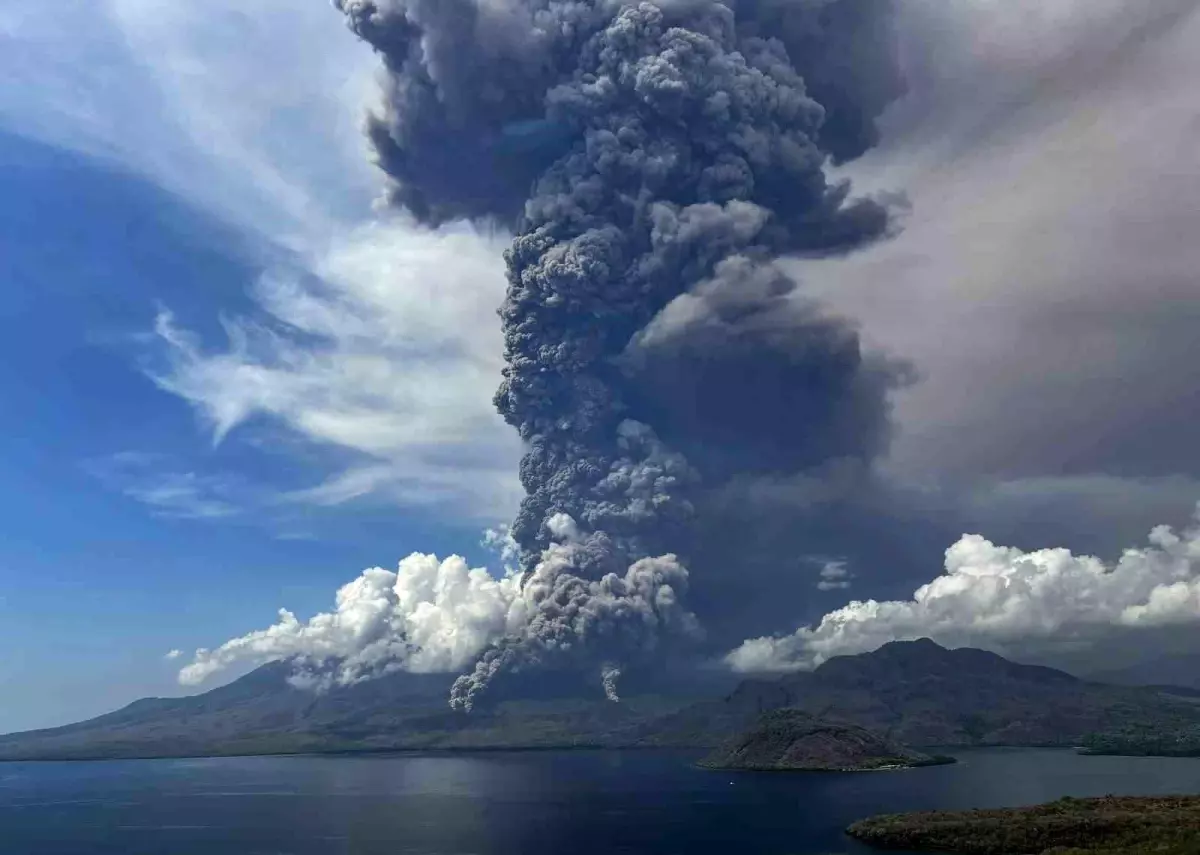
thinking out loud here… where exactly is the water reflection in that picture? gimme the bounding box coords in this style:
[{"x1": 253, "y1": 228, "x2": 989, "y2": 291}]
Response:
[{"x1": 1, "y1": 749, "x2": 1199, "y2": 855}]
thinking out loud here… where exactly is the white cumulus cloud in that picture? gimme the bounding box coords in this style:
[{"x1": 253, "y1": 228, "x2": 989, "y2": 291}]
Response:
[
  {"x1": 727, "y1": 505, "x2": 1200, "y2": 673},
  {"x1": 178, "y1": 552, "x2": 528, "y2": 687},
  {"x1": 179, "y1": 518, "x2": 702, "y2": 696}
]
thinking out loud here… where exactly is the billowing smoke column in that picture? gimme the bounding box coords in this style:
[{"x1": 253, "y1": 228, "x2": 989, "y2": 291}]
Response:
[
  {"x1": 335, "y1": 0, "x2": 906, "y2": 709},
  {"x1": 601, "y1": 664, "x2": 623, "y2": 702}
]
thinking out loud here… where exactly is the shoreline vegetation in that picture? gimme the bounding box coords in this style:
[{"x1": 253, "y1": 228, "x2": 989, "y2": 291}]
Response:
[
  {"x1": 1081, "y1": 725, "x2": 1200, "y2": 757},
  {"x1": 698, "y1": 756, "x2": 956, "y2": 773},
  {"x1": 847, "y1": 795, "x2": 1200, "y2": 855}
]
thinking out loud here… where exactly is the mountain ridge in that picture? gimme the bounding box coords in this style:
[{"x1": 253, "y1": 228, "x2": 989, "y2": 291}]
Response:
[
  {"x1": 639, "y1": 639, "x2": 1200, "y2": 748},
  {"x1": 4, "y1": 640, "x2": 1200, "y2": 760},
  {"x1": 1087, "y1": 653, "x2": 1200, "y2": 691}
]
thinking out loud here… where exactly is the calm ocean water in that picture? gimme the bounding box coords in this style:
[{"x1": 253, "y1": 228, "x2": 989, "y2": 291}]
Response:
[{"x1": 2, "y1": 748, "x2": 1199, "y2": 855}]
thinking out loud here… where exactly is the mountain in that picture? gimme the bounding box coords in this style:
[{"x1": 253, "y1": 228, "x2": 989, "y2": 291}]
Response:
[
  {"x1": 0, "y1": 663, "x2": 696, "y2": 760},
  {"x1": 699, "y1": 709, "x2": 949, "y2": 771},
  {"x1": 1087, "y1": 653, "x2": 1200, "y2": 691},
  {"x1": 4, "y1": 640, "x2": 1200, "y2": 760},
  {"x1": 644, "y1": 639, "x2": 1200, "y2": 748}
]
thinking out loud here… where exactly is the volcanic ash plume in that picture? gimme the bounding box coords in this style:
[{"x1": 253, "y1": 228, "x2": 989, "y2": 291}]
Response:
[
  {"x1": 335, "y1": 0, "x2": 907, "y2": 709},
  {"x1": 601, "y1": 664, "x2": 623, "y2": 703}
]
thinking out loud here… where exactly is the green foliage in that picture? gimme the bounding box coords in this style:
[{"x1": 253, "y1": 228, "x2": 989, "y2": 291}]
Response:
[
  {"x1": 1082, "y1": 724, "x2": 1200, "y2": 757},
  {"x1": 847, "y1": 795, "x2": 1200, "y2": 855}
]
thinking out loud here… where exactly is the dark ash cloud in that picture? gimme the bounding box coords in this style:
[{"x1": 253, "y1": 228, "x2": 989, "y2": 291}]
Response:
[
  {"x1": 179, "y1": 0, "x2": 1200, "y2": 693},
  {"x1": 335, "y1": 0, "x2": 908, "y2": 708},
  {"x1": 807, "y1": 0, "x2": 1200, "y2": 489},
  {"x1": 338, "y1": 0, "x2": 902, "y2": 225},
  {"x1": 621, "y1": 255, "x2": 907, "y2": 478}
]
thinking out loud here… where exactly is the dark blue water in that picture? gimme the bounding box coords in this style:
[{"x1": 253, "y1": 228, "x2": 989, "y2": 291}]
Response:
[{"x1": 2, "y1": 748, "x2": 1200, "y2": 855}]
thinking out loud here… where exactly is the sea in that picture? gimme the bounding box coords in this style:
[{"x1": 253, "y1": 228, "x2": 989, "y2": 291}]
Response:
[{"x1": 2, "y1": 748, "x2": 1199, "y2": 855}]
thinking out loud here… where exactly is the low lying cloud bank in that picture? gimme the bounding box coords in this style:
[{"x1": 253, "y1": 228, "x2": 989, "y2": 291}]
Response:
[
  {"x1": 188, "y1": 506, "x2": 1200, "y2": 690},
  {"x1": 178, "y1": 552, "x2": 527, "y2": 687},
  {"x1": 178, "y1": 515, "x2": 698, "y2": 697},
  {"x1": 728, "y1": 506, "x2": 1200, "y2": 673}
]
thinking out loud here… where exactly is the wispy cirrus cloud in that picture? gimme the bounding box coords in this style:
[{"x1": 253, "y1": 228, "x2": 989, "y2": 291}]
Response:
[
  {"x1": 0, "y1": 0, "x2": 377, "y2": 242},
  {"x1": 3, "y1": 0, "x2": 524, "y2": 524},
  {"x1": 149, "y1": 220, "x2": 523, "y2": 521},
  {"x1": 122, "y1": 475, "x2": 240, "y2": 521},
  {"x1": 86, "y1": 452, "x2": 248, "y2": 521}
]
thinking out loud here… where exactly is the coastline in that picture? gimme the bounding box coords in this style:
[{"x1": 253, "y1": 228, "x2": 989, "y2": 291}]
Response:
[{"x1": 847, "y1": 795, "x2": 1200, "y2": 854}]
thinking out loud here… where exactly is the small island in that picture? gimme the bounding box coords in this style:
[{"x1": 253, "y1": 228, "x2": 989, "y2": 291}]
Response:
[
  {"x1": 698, "y1": 709, "x2": 954, "y2": 772},
  {"x1": 847, "y1": 794, "x2": 1200, "y2": 854}
]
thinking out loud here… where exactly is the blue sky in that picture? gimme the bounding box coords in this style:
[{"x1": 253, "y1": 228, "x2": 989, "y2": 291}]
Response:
[
  {"x1": 0, "y1": 138, "x2": 497, "y2": 718},
  {"x1": 3, "y1": 0, "x2": 1200, "y2": 732},
  {"x1": 0, "y1": 1, "x2": 521, "y2": 732}
]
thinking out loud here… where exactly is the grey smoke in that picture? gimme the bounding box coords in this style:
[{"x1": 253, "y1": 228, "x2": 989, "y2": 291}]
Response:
[
  {"x1": 601, "y1": 663, "x2": 623, "y2": 702},
  {"x1": 621, "y1": 254, "x2": 908, "y2": 477},
  {"x1": 335, "y1": 0, "x2": 908, "y2": 708},
  {"x1": 813, "y1": 0, "x2": 1200, "y2": 489},
  {"x1": 338, "y1": 0, "x2": 901, "y2": 225}
]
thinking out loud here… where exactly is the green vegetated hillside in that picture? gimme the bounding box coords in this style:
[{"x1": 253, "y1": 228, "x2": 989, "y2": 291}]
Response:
[
  {"x1": 4, "y1": 639, "x2": 1200, "y2": 760},
  {"x1": 1082, "y1": 723, "x2": 1200, "y2": 757},
  {"x1": 848, "y1": 795, "x2": 1200, "y2": 855},
  {"x1": 643, "y1": 639, "x2": 1200, "y2": 749},
  {"x1": 698, "y1": 708, "x2": 951, "y2": 771}
]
